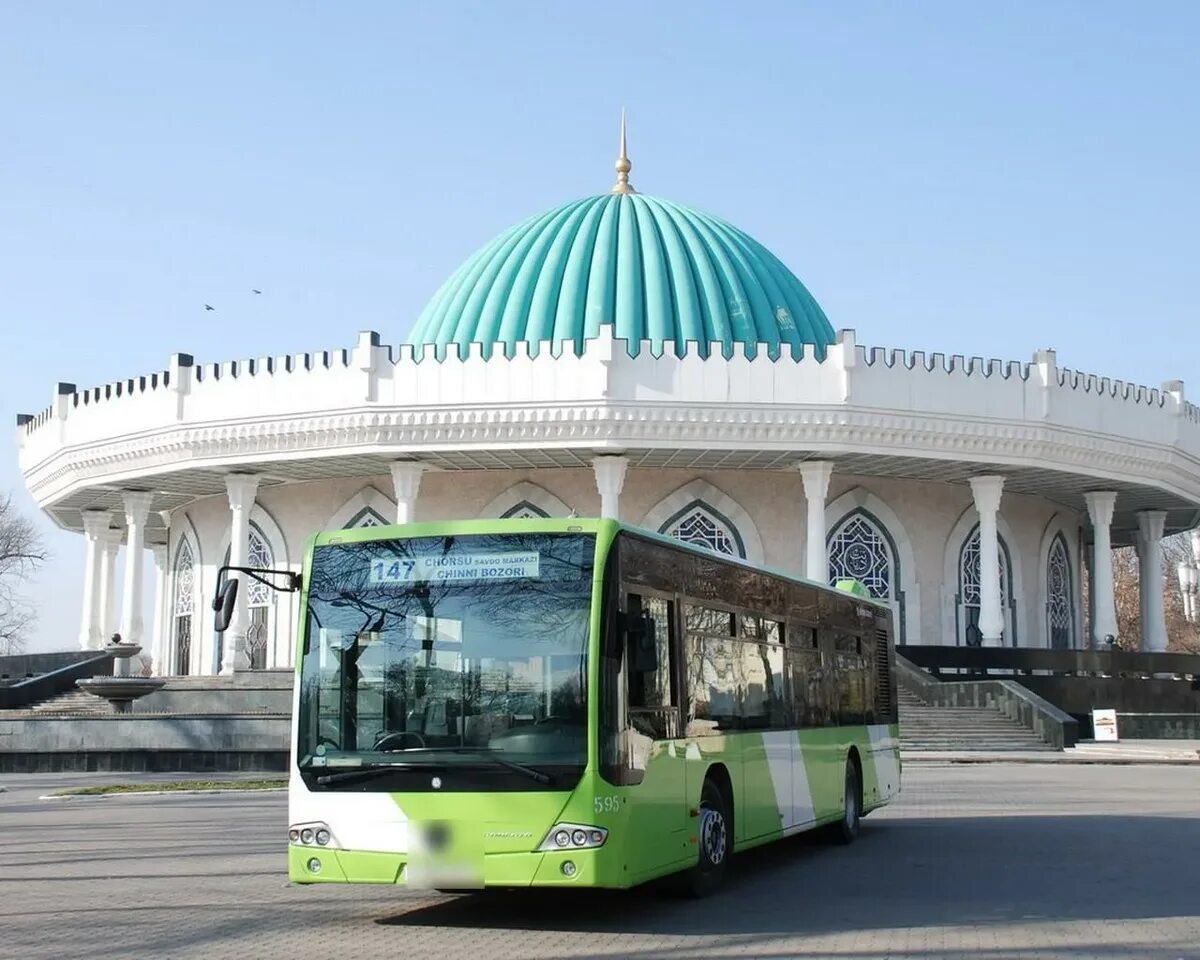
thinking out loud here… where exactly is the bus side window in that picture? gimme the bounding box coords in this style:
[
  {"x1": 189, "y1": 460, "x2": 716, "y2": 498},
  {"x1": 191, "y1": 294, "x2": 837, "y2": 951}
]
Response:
[
  {"x1": 788, "y1": 625, "x2": 830, "y2": 727},
  {"x1": 683, "y1": 603, "x2": 738, "y2": 735},
  {"x1": 738, "y1": 617, "x2": 788, "y2": 730},
  {"x1": 626, "y1": 593, "x2": 678, "y2": 741},
  {"x1": 833, "y1": 631, "x2": 868, "y2": 725}
]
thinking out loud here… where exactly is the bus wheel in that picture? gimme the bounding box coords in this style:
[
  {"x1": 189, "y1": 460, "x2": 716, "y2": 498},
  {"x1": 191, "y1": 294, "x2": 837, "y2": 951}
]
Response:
[
  {"x1": 686, "y1": 779, "x2": 731, "y2": 897},
  {"x1": 834, "y1": 759, "x2": 861, "y2": 845}
]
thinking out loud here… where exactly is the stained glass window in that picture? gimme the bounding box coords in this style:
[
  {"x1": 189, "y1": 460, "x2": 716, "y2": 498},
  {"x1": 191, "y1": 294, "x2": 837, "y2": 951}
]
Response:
[
  {"x1": 217, "y1": 525, "x2": 275, "y2": 671},
  {"x1": 1047, "y1": 535, "x2": 1074, "y2": 649},
  {"x1": 501, "y1": 501, "x2": 550, "y2": 519},
  {"x1": 960, "y1": 531, "x2": 1009, "y2": 606},
  {"x1": 246, "y1": 529, "x2": 272, "y2": 606},
  {"x1": 346, "y1": 507, "x2": 387, "y2": 528},
  {"x1": 172, "y1": 540, "x2": 194, "y2": 676},
  {"x1": 959, "y1": 528, "x2": 1012, "y2": 646},
  {"x1": 664, "y1": 506, "x2": 740, "y2": 557},
  {"x1": 244, "y1": 527, "x2": 273, "y2": 668},
  {"x1": 828, "y1": 515, "x2": 893, "y2": 599}
]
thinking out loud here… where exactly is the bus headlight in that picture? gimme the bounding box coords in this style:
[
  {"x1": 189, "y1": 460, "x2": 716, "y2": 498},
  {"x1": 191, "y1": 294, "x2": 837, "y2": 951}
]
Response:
[
  {"x1": 538, "y1": 823, "x2": 608, "y2": 851},
  {"x1": 290, "y1": 822, "x2": 338, "y2": 848}
]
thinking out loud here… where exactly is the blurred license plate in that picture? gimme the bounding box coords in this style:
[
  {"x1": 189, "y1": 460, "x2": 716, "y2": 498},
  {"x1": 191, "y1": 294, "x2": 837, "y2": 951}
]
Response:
[{"x1": 405, "y1": 862, "x2": 484, "y2": 889}]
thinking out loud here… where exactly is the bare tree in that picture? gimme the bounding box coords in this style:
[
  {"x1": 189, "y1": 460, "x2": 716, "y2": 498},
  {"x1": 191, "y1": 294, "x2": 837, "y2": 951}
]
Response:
[
  {"x1": 1097, "y1": 534, "x2": 1200, "y2": 654},
  {"x1": 0, "y1": 495, "x2": 48, "y2": 655}
]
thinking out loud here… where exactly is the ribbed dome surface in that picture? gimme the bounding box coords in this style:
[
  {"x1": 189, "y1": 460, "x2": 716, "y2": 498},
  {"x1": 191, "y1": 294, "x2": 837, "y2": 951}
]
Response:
[{"x1": 408, "y1": 193, "x2": 834, "y2": 358}]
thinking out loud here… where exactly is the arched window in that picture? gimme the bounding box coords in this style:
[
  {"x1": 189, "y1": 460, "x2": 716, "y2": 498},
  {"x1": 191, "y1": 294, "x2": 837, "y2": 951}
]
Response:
[
  {"x1": 171, "y1": 540, "x2": 195, "y2": 676},
  {"x1": 828, "y1": 512, "x2": 893, "y2": 599},
  {"x1": 1046, "y1": 534, "x2": 1075, "y2": 649},
  {"x1": 660, "y1": 500, "x2": 745, "y2": 558},
  {"x1": 216, "y1": 523, "x2": 275, "y2": 671},
  {"x1": 501, "y1": 501, "x2": 550, "y2": 519},
  {"x1": 957, "y1": 526, "x2": 1015, "y2": 646},
  {"x1": 827, "y1": 509, "x2": 909, "y2": 643},
  {"x1": 346, "y1": 506, "x2": 388, "y2": 528}
]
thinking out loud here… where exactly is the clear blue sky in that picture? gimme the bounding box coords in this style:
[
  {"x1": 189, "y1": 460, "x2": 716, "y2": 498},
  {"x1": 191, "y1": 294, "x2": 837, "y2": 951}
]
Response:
[{"x1": 2, "y1": 1, "x2": 1197, "y2": 652}]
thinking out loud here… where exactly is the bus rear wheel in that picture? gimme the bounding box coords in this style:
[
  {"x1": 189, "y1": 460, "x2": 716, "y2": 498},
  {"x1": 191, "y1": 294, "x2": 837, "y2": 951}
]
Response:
[
  {"x1": 685, "y1": 778, "x2": 731, "y2": 898},
  {"x1": 833, "y1": 758, "x2": 861, "y2": 845}
]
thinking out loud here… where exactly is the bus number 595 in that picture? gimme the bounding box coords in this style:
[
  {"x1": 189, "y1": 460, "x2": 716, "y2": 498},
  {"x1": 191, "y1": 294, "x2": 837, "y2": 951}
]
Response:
[{"x1": 594, "y1": 796, "x2": 621, "y2": 814}]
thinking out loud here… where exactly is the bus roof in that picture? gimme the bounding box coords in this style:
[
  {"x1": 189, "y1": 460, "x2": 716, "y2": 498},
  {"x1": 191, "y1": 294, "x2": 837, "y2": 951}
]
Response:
[{"x1": 307, "y1": 516, "x2": 888, "y2": 609}]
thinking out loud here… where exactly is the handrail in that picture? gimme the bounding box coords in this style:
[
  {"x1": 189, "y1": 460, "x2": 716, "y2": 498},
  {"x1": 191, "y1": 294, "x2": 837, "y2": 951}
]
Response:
[
  {"x1": 0, "y1": 653, "x2": 116, "y2": 710},
  {"x1": 901, "y1": 645, "x2": 1200, "y2": 677},
  {"x1": 895, "y1": 654, "x2": 1079, "y2": 750}
]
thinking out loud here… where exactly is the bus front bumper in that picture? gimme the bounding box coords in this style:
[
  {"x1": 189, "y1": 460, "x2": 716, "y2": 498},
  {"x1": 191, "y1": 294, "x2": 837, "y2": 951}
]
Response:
[{"x1": 288, "y1": 843, "x2": 616, "y2": 888}]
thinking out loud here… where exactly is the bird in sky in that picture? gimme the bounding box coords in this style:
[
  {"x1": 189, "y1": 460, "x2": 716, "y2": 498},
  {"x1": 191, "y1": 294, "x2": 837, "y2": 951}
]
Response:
[
  {"x1": 252, "y1": 289, "x2": 262, "y2": 295},
  {"x1": 204, "y1": 304, "x2": 215, "y2": 311}
]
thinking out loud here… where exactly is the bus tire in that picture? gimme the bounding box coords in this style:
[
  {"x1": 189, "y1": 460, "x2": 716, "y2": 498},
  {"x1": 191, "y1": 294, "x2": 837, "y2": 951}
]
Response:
[
  {"x1": 834, "y1": 757, "x2": 861, "y2": 845},
  {"x1": 686, "y1": 778, "x2": 731, "y2": 898}
]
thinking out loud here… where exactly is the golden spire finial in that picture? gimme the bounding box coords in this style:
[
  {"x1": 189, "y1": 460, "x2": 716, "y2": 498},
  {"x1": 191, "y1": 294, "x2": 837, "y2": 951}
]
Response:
[{"x1": 612, "y1": 109, "x2": 635, "y2": 194}]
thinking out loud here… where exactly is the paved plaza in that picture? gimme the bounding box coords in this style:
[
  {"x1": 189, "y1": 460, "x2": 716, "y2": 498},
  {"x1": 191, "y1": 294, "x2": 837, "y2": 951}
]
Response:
[{"x1": 1, "y1": 764, "x2": 1198, "y2": 960}]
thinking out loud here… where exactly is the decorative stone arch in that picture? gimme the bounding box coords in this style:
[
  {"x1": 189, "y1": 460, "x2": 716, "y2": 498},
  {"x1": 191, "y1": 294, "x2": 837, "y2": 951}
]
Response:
[
  {"x1": 214, "y1": 503, "x2": 294, "y2": 670},
  {"x1": 941, "y1": 505, "x2": 1027, "y2": 647},
  {"x1": 168, "y1": 514, "x2": 202, "y2": 676},
  {"x1": 481, "y1": 481, "x2": 572, "y2": 519},
  {"x1": 327, "y1": 485, "x2": 396, "y2": 530},
  {"x1": 825, "y1": 488, "x2": 920, "y2": 646},
  {"x1": 1037, "y1": 513, "x2": 1084, "y2": 650},
  {"x1": 640, "y1": 480, "x2": 764, "y2": 565}
]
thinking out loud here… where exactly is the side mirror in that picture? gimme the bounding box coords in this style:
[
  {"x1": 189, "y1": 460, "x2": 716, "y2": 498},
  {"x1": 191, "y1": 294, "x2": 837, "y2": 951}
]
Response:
[
  {"x1": 212, "y1": 578, "x2": 238, "y2": 633},
  {"x1": 628, "y1": 611, "x2": 659, "y2": 674}
]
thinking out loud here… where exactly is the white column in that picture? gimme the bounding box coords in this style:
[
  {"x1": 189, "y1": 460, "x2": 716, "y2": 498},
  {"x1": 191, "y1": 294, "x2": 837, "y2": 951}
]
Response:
[
  {"x1": 1175, "y1": 561, "x2": 1194, "y2": 624},
  {"x1": 969, "y1": 476, "x2": 1006, "y2": 646},
  {"x1": 1083, "y1": 492, "x2": 1119, "y2": 647},
  {"x1": 389, "y1": 461, "x2": 425, "y2": 524},
  {"x1": 1189, "y1": 530, "x2": 1200, "y2": 624},
  {"x1": 1136, "y1": 510, "x2": 1168, "y2": 652},
  {"x1": 78, "y1": 511, "x2": 111, "y2": 650},
  {"x1": 222, "y1": 474, "x2": 260, "y2": 674},
  {"x1": 149, "y1": 543, "x2": 168, "y2": 674},
  {"x1": 98, "y1": 528, "x2": 122, "y2": 645},
  {"x1": 115, "y1": 492, "x2": 154, "y2": 676},
  {"x1": 592, "y1": 456, "x2": 629, "y2": 520},
  {"x1": 799, "y1": 461, "x2": 834, "y2": 581}
]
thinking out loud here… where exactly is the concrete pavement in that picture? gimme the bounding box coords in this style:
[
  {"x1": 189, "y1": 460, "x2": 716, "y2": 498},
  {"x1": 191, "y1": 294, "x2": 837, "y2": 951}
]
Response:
[{"x1": 1, "y1": 765, "x2": 1199, "y2": 959}]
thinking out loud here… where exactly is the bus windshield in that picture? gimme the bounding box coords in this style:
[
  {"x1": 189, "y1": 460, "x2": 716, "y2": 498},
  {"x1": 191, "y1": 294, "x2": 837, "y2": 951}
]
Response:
[{"x1": 296, "y1": 532, "x2": 595, "y2": 786}]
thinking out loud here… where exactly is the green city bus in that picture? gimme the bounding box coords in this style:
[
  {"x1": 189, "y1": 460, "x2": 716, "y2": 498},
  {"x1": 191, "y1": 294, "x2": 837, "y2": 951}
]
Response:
[{"x1": 231, "y1": 518, "x2": 899, "y2": 895}]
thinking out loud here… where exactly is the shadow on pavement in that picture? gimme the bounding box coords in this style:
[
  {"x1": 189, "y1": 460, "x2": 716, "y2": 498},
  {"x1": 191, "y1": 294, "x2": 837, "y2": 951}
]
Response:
[{"x1": 375, "y1": 813, "x2": 1200, "y2": 938}]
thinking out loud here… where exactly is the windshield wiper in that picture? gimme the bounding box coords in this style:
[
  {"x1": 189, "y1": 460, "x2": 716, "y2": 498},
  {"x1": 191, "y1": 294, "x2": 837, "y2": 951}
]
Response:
[
  {"x1": 377, "y1": 746, "x2": 554, "y2": 785},
  {"x1": 311, "y1": 761, "x2": 440, "y2": 786},
  {"x1": 308, "y1": 750, "x2": 553, "y2": 787},
  {"x1": 471, "y1": 753, "x2": 553, "y2": 785}
]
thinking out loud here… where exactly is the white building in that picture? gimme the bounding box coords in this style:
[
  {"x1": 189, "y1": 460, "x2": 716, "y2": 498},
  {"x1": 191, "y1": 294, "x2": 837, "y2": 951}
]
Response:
[{"x1": 16, "y1": 141, "x2": 1200, "y2": 675}]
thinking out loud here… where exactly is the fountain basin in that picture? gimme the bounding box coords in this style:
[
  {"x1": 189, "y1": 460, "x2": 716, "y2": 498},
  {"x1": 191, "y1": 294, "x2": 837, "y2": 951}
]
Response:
[
  {"x1": 106, "y1": 643, "x2": 142, "y2": 660},
  {"x1": 76, "y1": 677, "x2": 166, "y2": 713}
]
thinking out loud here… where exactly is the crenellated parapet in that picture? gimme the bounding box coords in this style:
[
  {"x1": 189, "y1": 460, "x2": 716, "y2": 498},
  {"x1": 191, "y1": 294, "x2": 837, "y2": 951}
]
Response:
[{"x1": 16, "y1": 328, "x2": 1200, "y2": 520}]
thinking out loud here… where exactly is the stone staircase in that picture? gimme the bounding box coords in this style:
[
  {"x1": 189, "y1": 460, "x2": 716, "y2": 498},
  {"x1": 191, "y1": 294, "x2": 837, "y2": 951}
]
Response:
[
  {"x1": 26, "y1": 688, "x2": 111, "y2": 716},
  {"x1": 899, "y1": 687, "x2": 1056, "y2": 752}
]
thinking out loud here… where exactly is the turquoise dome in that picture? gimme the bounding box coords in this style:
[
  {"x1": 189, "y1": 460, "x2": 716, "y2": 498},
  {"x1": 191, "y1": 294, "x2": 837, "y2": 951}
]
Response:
[{"x1": 407, "y1": 193, "x2": 834, "y2": 359}]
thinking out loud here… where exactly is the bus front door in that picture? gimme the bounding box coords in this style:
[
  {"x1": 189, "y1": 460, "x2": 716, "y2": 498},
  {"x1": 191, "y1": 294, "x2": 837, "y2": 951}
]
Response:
[{"x1": 623, "y1": 593, "x2": 690, "y2": 878}]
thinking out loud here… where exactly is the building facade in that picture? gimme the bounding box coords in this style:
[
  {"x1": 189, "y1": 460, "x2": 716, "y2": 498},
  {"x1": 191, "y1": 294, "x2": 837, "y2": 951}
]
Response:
[{"x1": 16, "y1": 143, "x2": 1200, "y2": 675}]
